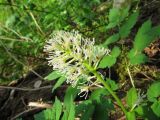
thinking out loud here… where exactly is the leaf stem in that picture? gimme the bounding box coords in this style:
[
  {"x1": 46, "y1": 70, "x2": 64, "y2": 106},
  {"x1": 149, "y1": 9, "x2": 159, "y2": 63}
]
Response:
[{"x1": 83, "y1": 62, "x2": 127, "y2": 116}]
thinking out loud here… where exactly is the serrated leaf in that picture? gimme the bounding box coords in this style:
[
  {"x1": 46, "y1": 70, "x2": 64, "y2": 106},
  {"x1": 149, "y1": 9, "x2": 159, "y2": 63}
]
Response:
[
  {"x1": 107, "y1": 8, "x2": 120, "y2": 29},
  {"x1": 45, "y1": 71, "x2": 61, "y2": 80},
  {"x1": 106, "y1": 79, "x2": 118, "y2": 91},
  {"x1": 52, "y1": 76, "x2": 66, "y2": 92},
  {"x1": 120, "y1": 11, "x2": 139, "y2": 38},
  {"x1": 134, "y1": 20, "x2": 152, "y2": 51},
  {"x1": 104, "y1": 34, "x2": 120, "y2": 46},
  {"x1": 107, "y1": 7, "x2": 129, "y2": 29},
  {"x1": 119, "y1": 6, "x2": 130, "y2": 22},
  {"x1": 98, "y1": 46, "x2": 121, "y2": 68},
  {"x1": 90, "y1": 88, "x2": 108, "y2": 102},
  {"x1": 147, "y1": 81, "x2": 160, "y2": 102},
  {"x1": 151, "y1": 101, "x2": 160, "y2": 117},
  {"x1": 126, "y1": 87, "x2": 138, "y2": 108},
  {"x1": 129, "y1": 53, "x2": 148, "y2": 65}
]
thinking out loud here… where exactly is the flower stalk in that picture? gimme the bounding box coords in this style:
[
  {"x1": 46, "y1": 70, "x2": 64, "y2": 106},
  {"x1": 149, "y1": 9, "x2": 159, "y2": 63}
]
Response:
[
  {"x1": 83, "y1": 62, "x2": 127, "y2": 115},
  {"x1": 44, "y1": 30, "x2": 128, "y2": 117}
]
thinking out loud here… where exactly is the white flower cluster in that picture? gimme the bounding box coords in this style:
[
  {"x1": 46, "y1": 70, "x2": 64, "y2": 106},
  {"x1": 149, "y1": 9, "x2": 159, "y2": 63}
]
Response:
[{"x1": 44, "y1": 30, "x2": 110, "y2": 97}]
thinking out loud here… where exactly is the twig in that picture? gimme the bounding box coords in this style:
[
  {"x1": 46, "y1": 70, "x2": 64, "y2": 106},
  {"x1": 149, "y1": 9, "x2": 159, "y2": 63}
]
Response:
[
  {"x1": 0, "y1": 23, "x2": 32, "y2": 41},
  {"x1": 127, "y1": 66, "x2": 135, "y2": 88},
  {"x1": 0, "y1": 85, "x2": 52, "y2": 91},
  {"x1": 28, "y1": 102, "x2": 52, "y2": 108},
  {"x1": 11, "y1": 107, "x2": 43, "y2": 120},
  {"x1": 24, "y1": 5, "x2": 45, "y2": 36},
  {"x1": 134, "y1": 67, "x2": 155, "y2": 81}
]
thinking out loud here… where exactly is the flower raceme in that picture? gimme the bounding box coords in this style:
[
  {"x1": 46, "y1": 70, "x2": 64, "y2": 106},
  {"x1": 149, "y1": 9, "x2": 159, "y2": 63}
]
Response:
[{"x1": 44, "y1": 30, "x2": 110, "y2": 98}]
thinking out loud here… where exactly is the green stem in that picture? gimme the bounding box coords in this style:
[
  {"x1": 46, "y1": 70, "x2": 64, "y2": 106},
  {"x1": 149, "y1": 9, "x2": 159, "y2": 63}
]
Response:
[{"x1": 83, "y1": 62, "x2": 127, "y2": 116}]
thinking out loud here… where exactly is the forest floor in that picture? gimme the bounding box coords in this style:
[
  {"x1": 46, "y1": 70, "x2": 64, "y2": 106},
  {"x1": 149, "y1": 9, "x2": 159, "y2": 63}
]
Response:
[{"x1": 0, "y1": 1, "x2": 160, "y2": 120}]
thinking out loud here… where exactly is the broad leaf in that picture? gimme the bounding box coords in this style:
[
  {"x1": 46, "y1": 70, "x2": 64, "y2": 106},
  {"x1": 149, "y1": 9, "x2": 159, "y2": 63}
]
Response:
[
  {"x1": 98, "y1": 46, "x2": 121, "y2": 68},
  {"x1": 147, "y1": 81, "x2": 160, "y2": 102},
  {"x1": 106, "y1": 79, "x2": 118, "y2": 91},
  {"x1": 104, "y1": 34, "x2": 120, "y2": 46},
  {"x1": 126, "y1": 88, "x2": 138, "y2": 108},
  {"x1": 151, "y1": 101, "x2": 160, "y2": 117},
  {"x1": 98, "y1": 56, "x2": 116, "y2": 68},
  {"x1": 45, "y1": 71, "x2": 61, "y2": 80},
  {"x1": 134, "y1": 20, "x2": 152, "y2": 51},
  {"x1": 120, "y1": 11, "x2": 139, "y2": 38},
  {"x1": 90, "y1": 88, "x2": 108, "y2": 102},
  {"x1": 107, "y1": 8, "x2": 120, "y2": 29}
]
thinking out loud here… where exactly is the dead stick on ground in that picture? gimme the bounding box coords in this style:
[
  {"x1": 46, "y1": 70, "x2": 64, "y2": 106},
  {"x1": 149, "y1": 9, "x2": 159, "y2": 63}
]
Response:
[
  {"x1": 11, "y1": 107, "x2": 43, "y2": 120},
  {"x1": 0, "y1": 85, "x2": 52, "y2": 91}
]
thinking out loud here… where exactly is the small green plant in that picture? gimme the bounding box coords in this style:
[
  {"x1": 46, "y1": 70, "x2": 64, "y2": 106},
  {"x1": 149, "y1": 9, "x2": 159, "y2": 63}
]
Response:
[{"x1": 40, "y1": 6, "x2": 160, "y2": 119}]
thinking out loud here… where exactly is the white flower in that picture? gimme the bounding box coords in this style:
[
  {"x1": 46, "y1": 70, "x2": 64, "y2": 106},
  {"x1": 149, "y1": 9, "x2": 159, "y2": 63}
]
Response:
[{"x1": 44, "y1": 30, "x2": 110, "y2": 96}]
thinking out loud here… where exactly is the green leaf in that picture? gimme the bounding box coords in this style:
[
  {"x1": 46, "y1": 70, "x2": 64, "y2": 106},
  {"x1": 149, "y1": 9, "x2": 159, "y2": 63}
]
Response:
[
  {"x1": 119, "y1": 6, "x2": 130, "y2": 22},
  {"x1": 111, "y1": 46, "x2": 121, "y2": 57},
  {"x1": 64, "y1": 87, "x2": 79, "y2": 106},
  {"x1": 120, "y1": 11, "x2": 139, "y2": 38},
  {"x1": 81, "y1": 104, "x2": 95, "y2": 120},
  {"x1": 151, "y1": 101, "x2": 160, "y2": 117},
  {"x1": 126, "y1": 87, "x2": 138, "y2": 108},
  {"x1": 107, "y1": 7, "x2": 129, "y2": 29},
  {"x1": 147, "y1": 81, "x2": 160, "y2": 102},
  {"x1": 90, "y1": 88, "x2": 108, "y2": 102},
  {"x1": 45, "y1": 71, "x2": 61, "y2": 80},
  {"x1": 106, "y1": 79, "x2": 118, "y2": 91},
  {"x1": 98, "y1": 56, "x2": 116, "y2": 68},
  {"x1": 135, "y1": 105, "x2": 160, "y2": 120},
  {"x1": 126, "y1": 112, "x2": 136, "y2": 120},
  {"x1": 134, "y1": 106, "x2": 144, "y2": 116},
  {"x1": 93, "y1": 98, "x2": 114, "y2": 120},
  {"x1": 134, "y1": 20, "x2": 152, "y2": 51},
  {"x1": 107, "y1": 8, "x2": 120, "y2": 29},
  {"x1": 52, "y1": 76, "x2": 66, "y2": 92},
  {"x1": 128, "y1": 52, "x2": 148, "y2": 65},
  {"x1": 148, "y1": 25, "x2": 160, "y2": 39},
  {"x1": 98, "y1": 46, "x2": 121, "y2": 68},
  {"x1": 67, "y1": 97, "x2": 75, "y2": 120},
  {"x1": 104, "y1": 34, "x2": 120, "y2": 46},
  {"x1": 44, "y1": 108, "x2": 54, "y2": 120},
  {"x1": 62, "y1": 96, "x2": 75, "y2": 120},
  {"x1": 54, "y1": 97, "x2": 62, "y2": 120},
  {"x1": 34, "y1": 111, "x2": 45, "y2": 120},
  {"x1": 75, "y1": 100, "x2": 92, "y2": 116}
]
